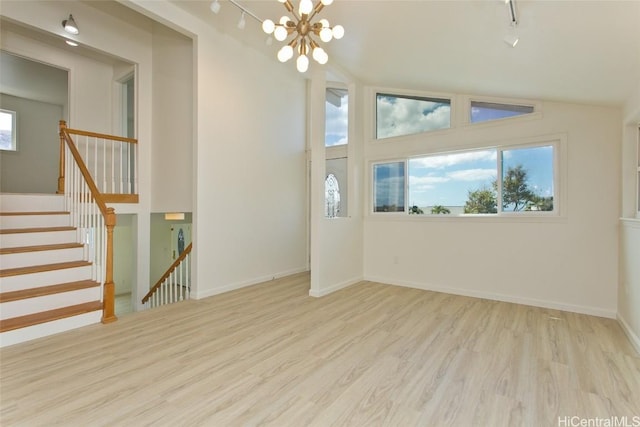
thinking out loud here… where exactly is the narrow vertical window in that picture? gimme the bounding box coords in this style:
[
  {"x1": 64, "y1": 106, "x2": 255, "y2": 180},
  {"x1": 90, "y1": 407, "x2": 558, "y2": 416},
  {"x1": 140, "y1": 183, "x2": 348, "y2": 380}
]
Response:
[
  {"x1": 0, "y1": 109, "x2": 17, "y2": 151},
  {"x1": 325, "y1": 88, "x2": 348, "y2": 146},
  {"x1": 501, "y1": 145, "x2": 554, "y2": 212}
]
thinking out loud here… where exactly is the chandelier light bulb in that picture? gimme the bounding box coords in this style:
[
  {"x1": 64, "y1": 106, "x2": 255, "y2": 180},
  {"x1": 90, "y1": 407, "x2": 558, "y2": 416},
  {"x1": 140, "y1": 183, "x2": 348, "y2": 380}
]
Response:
[
  {"x1": 319, "y1": 19, "x2": 330, "y2": 28},
  {"x1": 321, "y1": 0, "x2": 334, "y2": 5},
  {"x1": 262, "y1": 19, "x2": 275, "y2": 34},
  {"x1": 296, "y1": 54, "x2": 309, "y2": 73},
  {"x1": 312, "y1": 47, "x2": 328, "y2": 64},
  {"x1": 320, "y1": 27, "x2": 333, "y2": 42},
  {"x1": 278, "y1": 45, "x2": 294, "y2": 62},
  {"x1": 332, "y1": 25, "x2": 344, "y2": 39},
  {"x1": 299, "y1": 0, "x2": 313, "y2": 15},
  {"x1": 280, "y1": 16, "x2": 290, "y2": 25},
  {"x1": 274, "y1": 26, "x2": 288, "y2": 41}
]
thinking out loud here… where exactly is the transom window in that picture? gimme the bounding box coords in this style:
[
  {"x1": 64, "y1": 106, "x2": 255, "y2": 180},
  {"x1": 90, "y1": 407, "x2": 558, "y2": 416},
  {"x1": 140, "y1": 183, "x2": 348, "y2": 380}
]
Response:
[
  {"x1": 325, "y1": 88, "x2": 348, "y2": 147},
  {"x1": 374, "y1": 143, "x2": 556, "y2": 216},
  {"x1": 376, "y1": 93, "x2": 451, "y2": 139},
  {"x1": 470, "y1": 101, "x2": 534, "y2": 124},
  {"x1": 0, "y1": 109, "x2": 17, "y2": 151}
]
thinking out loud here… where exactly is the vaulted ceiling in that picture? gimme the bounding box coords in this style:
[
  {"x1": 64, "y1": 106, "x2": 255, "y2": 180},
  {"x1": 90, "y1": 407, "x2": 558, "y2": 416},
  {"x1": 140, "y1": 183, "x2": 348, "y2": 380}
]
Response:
[{"x1": 175, "y1": 0, "x2": 640, "y2": 107}]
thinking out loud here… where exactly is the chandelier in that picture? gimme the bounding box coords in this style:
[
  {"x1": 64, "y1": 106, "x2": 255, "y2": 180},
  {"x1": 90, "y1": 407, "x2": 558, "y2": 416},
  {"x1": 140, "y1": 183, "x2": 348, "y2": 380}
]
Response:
[{"x1": 261, "y1": 0, "x2": 344, "y2": 73}]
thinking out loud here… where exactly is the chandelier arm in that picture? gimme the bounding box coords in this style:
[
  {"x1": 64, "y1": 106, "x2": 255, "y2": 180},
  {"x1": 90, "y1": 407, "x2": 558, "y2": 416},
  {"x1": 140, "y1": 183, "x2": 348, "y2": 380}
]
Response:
[
  {"x1": 282, "y1": 0, "x2": 301, "y2": 22},
  {"x1": 308, "y1": 1, "x2": 324, "y2": 21}
]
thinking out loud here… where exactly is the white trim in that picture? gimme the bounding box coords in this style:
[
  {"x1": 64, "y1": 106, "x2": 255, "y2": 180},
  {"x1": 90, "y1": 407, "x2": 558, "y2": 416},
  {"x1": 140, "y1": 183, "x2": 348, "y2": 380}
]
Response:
[
  {"x1": 621, "y1": 218, "x2": 640, "y2": 229},
  {"x1": 309, "y1": 276, "x2": 362, "y2": 297},
  {"x1": 617, "y1": 313, "x2": 640, "y2": 355},
  {"x1": 192, "y1": 267, "x2": 308, "y2": 299},
  {"x1": 367, "y1": 133, "x2": 567, "y2": 219},
  {"x1": 364, "y1": 275, "x2": 617, "y2": 319}
]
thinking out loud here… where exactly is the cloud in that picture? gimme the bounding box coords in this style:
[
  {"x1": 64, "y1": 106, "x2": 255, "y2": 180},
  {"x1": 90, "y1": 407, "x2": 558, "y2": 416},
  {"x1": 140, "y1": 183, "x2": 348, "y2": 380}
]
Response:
[
  {"x1": 325, "y1": 96, "x2": 348, "y2": 144},
  {"x1": 447, "y1": 168, "x2": 496, "y2": 182},
  {"x1": 409, "y1": 175, "x2": 450, "y2": 191},
  {"x1": 377, "y1": 96, "x2": 450, "y2": 139},
  {"x1": 410, "y1": 150, "x2": 496, "y2": 169}
]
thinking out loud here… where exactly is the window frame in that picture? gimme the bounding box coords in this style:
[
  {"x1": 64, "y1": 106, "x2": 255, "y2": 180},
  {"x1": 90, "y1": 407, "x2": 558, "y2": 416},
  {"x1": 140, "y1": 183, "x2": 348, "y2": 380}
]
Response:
[
  {"x1": 463, "y1": 95, "x2": 542, "y2": 127},
  {"x1": 0, "y1": 108, "x2": 17, "y2": 151},
  {"x1": 369, "y1": 136, "x2": 564, "y2": 220},
  {"x1": 370, "y1": 87, "x2": 455, "y2": 143}
]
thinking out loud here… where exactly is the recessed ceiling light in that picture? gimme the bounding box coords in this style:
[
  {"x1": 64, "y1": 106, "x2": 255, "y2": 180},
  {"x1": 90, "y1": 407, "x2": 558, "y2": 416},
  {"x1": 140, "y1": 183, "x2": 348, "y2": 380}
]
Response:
[{"x1": 65, "y1": 39, "x2": 79, "y2": 47}]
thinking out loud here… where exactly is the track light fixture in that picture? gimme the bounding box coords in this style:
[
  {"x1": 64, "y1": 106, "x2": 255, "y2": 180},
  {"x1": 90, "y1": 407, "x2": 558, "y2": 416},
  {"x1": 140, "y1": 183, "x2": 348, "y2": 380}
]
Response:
[
  {"x1": 262, "y1": 0, "x2": 344, "y2": 73},
  {"x1": 503, "y1": 0, "x2": 519, "y2": 47},
  {"x1": 62, "y1": 14, "x2": 79, "y2": 35},
  {"x1": 210, "y1": 0, "x2": 221, "y2": 14}
]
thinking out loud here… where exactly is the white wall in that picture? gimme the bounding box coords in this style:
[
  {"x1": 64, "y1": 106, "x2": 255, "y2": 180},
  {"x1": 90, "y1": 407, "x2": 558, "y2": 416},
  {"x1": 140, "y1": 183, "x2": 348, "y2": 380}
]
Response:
[
  {"x1": 310, "y1": 76, "x2": 364, "y2": 297},
  {"x1": 0, "y1": 94, "x2": 61, "y2": 193},
  {"x1": 129, "y1": 1, "x2": 309, "y2": 298},
  {"x1": 364, "y1": 100, "x2": 622, "y2": 318},
  {"x1": 114, "y1": 214, "x2": 134, "y2": 295},
  {"x1": 150, "y1": 23, "x2": 193, "y2": 213},
  {"x1": 619, "y1": 82, "x2": 640, "y2": 353}
]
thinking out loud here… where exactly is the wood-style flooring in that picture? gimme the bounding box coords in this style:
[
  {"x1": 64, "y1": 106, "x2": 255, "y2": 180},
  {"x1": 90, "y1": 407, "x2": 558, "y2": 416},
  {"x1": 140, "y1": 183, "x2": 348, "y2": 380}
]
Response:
[{"x1": 1, "y1": 273, "x2": 638, "y2": 426}]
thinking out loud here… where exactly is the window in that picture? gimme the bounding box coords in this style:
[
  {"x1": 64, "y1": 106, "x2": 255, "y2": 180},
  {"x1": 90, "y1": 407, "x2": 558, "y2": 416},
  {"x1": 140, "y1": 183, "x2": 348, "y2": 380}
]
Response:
[
  {"x1": 470, "y1": 101, "x2": 534, "y2": 124},
  {"x1": 373, "y1": 162, "x2": 405, "y2": 212},
  {"x1": 325, "y1": 174, "x2": 341, "y2": 218},
  {"x1": 376, "y1": 93, "x2": 450, "y2": 139},
  {"x1": 325, "y1": 88, "x2": 348, "y2": 146},
  {"x1": 375, "y1": 143, "x2": 556, "y2": 216},
  {"x1": 0, "y1": 109, "x2": 17, "y2": 151}
]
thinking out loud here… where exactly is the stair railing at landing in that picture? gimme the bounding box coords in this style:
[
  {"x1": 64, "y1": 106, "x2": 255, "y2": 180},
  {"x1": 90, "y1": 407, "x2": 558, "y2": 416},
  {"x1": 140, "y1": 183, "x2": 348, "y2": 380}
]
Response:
[
  {"x1": 59, "y1": 120, "x2": 126, "y2": 323},
  {"x1": 57, "y1": 121, "x2": 138, "y2": 203},
  {"x1": 142, "y1": 243, "x2": 192, "y2": 309}
]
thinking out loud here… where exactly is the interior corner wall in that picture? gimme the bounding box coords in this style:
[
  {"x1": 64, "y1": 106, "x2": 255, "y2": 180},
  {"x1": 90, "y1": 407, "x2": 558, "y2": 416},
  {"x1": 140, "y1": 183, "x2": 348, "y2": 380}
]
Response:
[
  {"x1": 0, "y1": 94, "x2": 61, "y2": 193},
  {"x1": 193, "y1": 32, "x2": 308, "y2": 298},
  {"x1": 150, "y1": 23, "x2": 193, "y2": 213},
  {"x1": 364, "y1": 101, "x2": 622, "y2": 318}
]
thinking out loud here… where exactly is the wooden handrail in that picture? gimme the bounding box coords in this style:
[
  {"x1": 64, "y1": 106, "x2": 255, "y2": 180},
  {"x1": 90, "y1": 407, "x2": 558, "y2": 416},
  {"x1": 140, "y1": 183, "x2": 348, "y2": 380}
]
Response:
[
  {"x1": 64, "y1": 127, "x2": 138, "y2": 144},
  {"x1": 59, "y1": 120, "x2": 117, "y2": 324},
  {"x1": 142, "y1": 242, "x2": 193, "y2": 304}
]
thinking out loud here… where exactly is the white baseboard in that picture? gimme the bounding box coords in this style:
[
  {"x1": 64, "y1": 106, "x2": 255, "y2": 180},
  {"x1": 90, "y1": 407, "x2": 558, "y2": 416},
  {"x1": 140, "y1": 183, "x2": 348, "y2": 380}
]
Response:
[
  {"x1": 617, "y1": 313, "x2": 640, "y2": 355},
  {"x1": 309, "y1": 276, "x2": 362, "y2": 298},
  {"x1": 192, "y1": 267, "x2": 308, "y2": 300},
  {"x1": 364, "y1": 276, "x2": 617, "y2": 319}
]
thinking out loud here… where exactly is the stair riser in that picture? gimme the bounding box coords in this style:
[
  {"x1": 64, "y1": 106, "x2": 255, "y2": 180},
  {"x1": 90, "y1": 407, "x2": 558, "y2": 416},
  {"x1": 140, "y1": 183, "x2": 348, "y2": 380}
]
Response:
[
  {"x1": 0, "y1": 287, "x2": 101, "y2": 320},
  {"x1": 0, "y1": 194, "x2": 65, "y2": 212},
  {"x1": 0, "y1": 230, "x2": 77, "y2": 248},
  {"x1": 0, "y1": 247, "x2": 85, "y2": 269},
  {"x1": 0, "y1": 311, "x2": 102, "y2": 348},
  {"x1": 0, "y1": 214, "x2": 70, "y2": 230},
  {"x1": 1, "y1": 265, "x2": 93, "y2": 292}
]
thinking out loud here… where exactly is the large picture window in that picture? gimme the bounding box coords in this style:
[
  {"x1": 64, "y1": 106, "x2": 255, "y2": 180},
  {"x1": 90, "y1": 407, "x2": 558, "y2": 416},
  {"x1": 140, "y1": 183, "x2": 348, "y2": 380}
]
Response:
[
  {"x1": 376, "y1": 93, "x2": 450, "y2": 139},
  {"x1": 0, "y1": 109, "x2": 17, "y2": 151},
  {"x1": 374, "y1": 143, "x2": 556, "y2": 216}
]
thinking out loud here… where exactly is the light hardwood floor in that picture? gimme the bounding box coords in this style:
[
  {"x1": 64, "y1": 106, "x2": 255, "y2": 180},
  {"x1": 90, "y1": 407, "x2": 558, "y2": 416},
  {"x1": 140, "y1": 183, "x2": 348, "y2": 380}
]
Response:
[{"x1": 1, "y1": 273, "x2": 638, "y2": 426}]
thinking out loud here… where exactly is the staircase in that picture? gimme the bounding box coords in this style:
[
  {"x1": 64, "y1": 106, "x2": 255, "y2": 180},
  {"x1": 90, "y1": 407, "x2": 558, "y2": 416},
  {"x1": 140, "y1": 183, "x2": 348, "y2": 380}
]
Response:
[{"x1": 0, "y1": 193, "x2": 103, "y2": 348}]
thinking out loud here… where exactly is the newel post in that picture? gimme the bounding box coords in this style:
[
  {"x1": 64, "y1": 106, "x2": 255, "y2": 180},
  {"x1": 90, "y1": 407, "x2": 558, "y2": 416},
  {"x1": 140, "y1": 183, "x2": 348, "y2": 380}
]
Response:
[
  {"x1": 102, "y1": 207, "x2": 118, "y2": 324},
  {"x1": 57, "y1": 120, "x2": 66, "y2": 194}
]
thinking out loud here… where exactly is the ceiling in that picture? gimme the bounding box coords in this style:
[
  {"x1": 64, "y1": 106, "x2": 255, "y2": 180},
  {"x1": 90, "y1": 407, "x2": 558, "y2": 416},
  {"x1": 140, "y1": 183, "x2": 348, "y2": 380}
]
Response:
[{"x1": 174, "y1": 0, "x2": 640, "y2": 107}]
